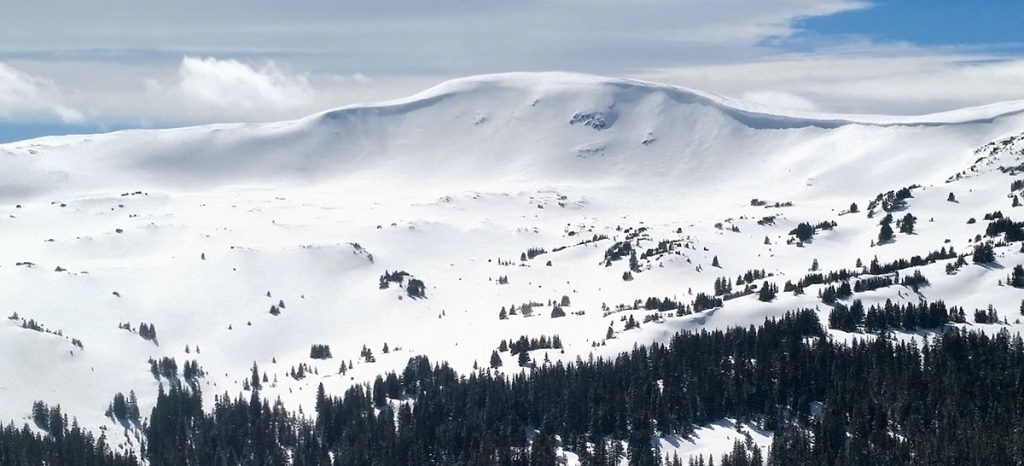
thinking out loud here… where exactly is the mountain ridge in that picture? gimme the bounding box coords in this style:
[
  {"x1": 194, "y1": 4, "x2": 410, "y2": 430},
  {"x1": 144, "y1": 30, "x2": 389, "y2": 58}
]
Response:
[{"x1": 4, "y1": 72, "x2": 1024, "y2": 151}]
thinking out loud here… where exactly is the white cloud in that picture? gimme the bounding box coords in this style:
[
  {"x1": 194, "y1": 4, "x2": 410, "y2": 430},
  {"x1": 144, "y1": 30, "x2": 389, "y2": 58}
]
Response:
[
  {"x1": 0, "y1": 63, "x2": 83, "y2": 123},
  {"x1": 147, "y1": 56, "x2": 313, "y2": 117},
  {"x1": 637, "y1": 52, "x2": 1024, "y2": 115}
]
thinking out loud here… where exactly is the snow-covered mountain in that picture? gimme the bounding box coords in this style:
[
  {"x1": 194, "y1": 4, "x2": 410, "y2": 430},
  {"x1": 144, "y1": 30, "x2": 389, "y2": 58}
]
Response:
[{"x1": 2, "y1": 72, "x2": 1023, "y2": 461}]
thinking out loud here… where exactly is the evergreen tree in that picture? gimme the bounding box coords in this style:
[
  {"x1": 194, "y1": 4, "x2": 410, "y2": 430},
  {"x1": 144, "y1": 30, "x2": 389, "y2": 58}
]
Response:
[
  {"x1": 250, "y1": 362, "x2": 261, "y2": 391},
  {"x1": 972, "y1": 243, "x2": 995, "y2": 264},
  {"x1": 878, "y1": 223, "x2": 894, "y2": 243},
  {"x1": 899, "y1": 213, "x2": 917, "y2": 234},
  {"x1": 517, "y1": 350, "x2": 530, "y2": 367},
  {"x1": 1008, "y1": 264, "x2": 1024, "y2": 288},
  {"x1": 758, "y1": 281, "x2": 777, "y2": 302}
]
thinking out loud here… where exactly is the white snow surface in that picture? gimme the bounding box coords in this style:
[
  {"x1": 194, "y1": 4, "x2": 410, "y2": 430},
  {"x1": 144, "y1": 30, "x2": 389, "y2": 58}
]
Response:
[{"x1": 2, "y1": 72, "x2": 1024, "y2": 460}]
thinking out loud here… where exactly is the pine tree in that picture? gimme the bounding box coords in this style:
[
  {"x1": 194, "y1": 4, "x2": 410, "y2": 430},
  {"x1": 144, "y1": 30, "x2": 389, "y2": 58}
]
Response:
[
  {"x1": 128, "y1": 391, "x2": 140, "y2": 421},
  {"x1": 489, "y1": 350, "x2": 502, "y2": 368},
  {"x1": 1009, "y1": 264, "x2": 1024, "y2": 287},
  {"x1": 972, "y1": 242, "x2": 995, "y2": 264},
  {"x1": 878, "y1": 223, "x2": 894, "y2": 243},
  {"x1": 899, "y1": 213, "x2": 917, "y2": 234},
  {"x1": 111, "y1": 393, "x2": 127, "y2": 421},
  {"x1": 758, "y1": 281, "x2": 777, "y2": 302},
  {"x1": 517, "y1": 350, "x2": 530, "y2": 367},
  {"x1": 250, "y1": 362, "x2": 262, "y2": 391}
]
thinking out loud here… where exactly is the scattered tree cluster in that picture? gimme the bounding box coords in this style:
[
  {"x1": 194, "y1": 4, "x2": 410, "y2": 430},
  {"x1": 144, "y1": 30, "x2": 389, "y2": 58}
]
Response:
[
  {"x1": 499, "y1": 335, "x2": 563, "y2": 356},
  {"x1": 758, "y1": 282, "x2": 778, "y2": 302},
  {"x1": 789, "y1": 220, "x2": 836, "y2": 242},
  {"x1": 138, "y1": 322, "x2": 157, "y2": 341},
  {"x1": 692, "y1": 293, "x2": 723, "y2": 312},
  {"x1": 643, "y1": 296, "x2": 683, "y2": 311},
  {"x1": 972, "y1": 243, "x2": 996, "y2": 264},
  {"x1": 1009, "y1": 264, "x2": 1024, "y2": 288},
  {"x1": 985, "y1": 215, "x2": 1024, "y2": 242},
  {"x1": 865, "y1": 247, "x2": 957, "y2": 274},
  {"x1": 853, "y1": 275, "x2": 894, "y2": 292},
  {"x1": 379, "y1": 270, "x2": 427, "y2": 298},
  {"x1": 406, "y1": 279, "x2": 427, "y2": 299},
  {"x1": 973, "y1": 305, "x2": 1002, "y2": 324},
  {"x1": 379, "y1": 270, "x2": 410, "y2": 289},
  {"x1": 310, "y1": 344, "x2": 333, "y2": 360},
  {"x1": 105, "y1": 391, "x2": 141, "y2": 424},
  {"x1": 519, "y1": 247, "x2": 547, "y2": 261},
  {"x1": 900, "y1": 270, "x2": 930, "y2": 291},
  {"x1": 867, "y1": 185, "x2": 916, "y2": 213},
  {"x1": 828, "y1": 299, "x2": 962, "y2": 333},
  {"x1": 603, "y1": 241, "x2": 634, "y2": 266}
]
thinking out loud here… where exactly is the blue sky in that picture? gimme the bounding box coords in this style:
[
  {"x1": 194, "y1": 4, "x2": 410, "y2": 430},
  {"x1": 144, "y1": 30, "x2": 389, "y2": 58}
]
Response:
[
  {"x1": 1, "y1": 0, "x2": 1023, "y2": 143},
  {"x1": 799, "y1": 0, "x2": 1024, "y2": 48}
]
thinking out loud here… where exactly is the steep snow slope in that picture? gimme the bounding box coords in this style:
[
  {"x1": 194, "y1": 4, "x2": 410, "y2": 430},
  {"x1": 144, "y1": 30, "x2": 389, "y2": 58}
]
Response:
[{"x1": 1, "y1": 72, "x2": 1023, "y2": 460}]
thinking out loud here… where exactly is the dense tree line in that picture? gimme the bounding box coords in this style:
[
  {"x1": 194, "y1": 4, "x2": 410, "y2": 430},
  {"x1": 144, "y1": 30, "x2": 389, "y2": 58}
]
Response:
[
  {"x1": 10, "y1": 306, "x2": 1024, "y2": 465},
  {"x1": 131, "y1": 309, "x2": 1024, "y2": 465},
  {"x1": 0, "y1": 416, "x2": 138, "y2": 465}
]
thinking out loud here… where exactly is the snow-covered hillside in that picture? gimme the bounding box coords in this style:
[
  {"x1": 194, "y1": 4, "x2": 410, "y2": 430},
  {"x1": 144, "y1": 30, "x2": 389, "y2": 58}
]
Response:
[{"x1": 2, "y1": 72, "x2": 1023, "y2": 461}]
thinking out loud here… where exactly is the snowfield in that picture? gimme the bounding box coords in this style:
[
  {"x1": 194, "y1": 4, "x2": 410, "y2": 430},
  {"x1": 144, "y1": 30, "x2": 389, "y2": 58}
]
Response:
[{"x1": 2, "y1": 72, "x2": 1023, "y2": 461}]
